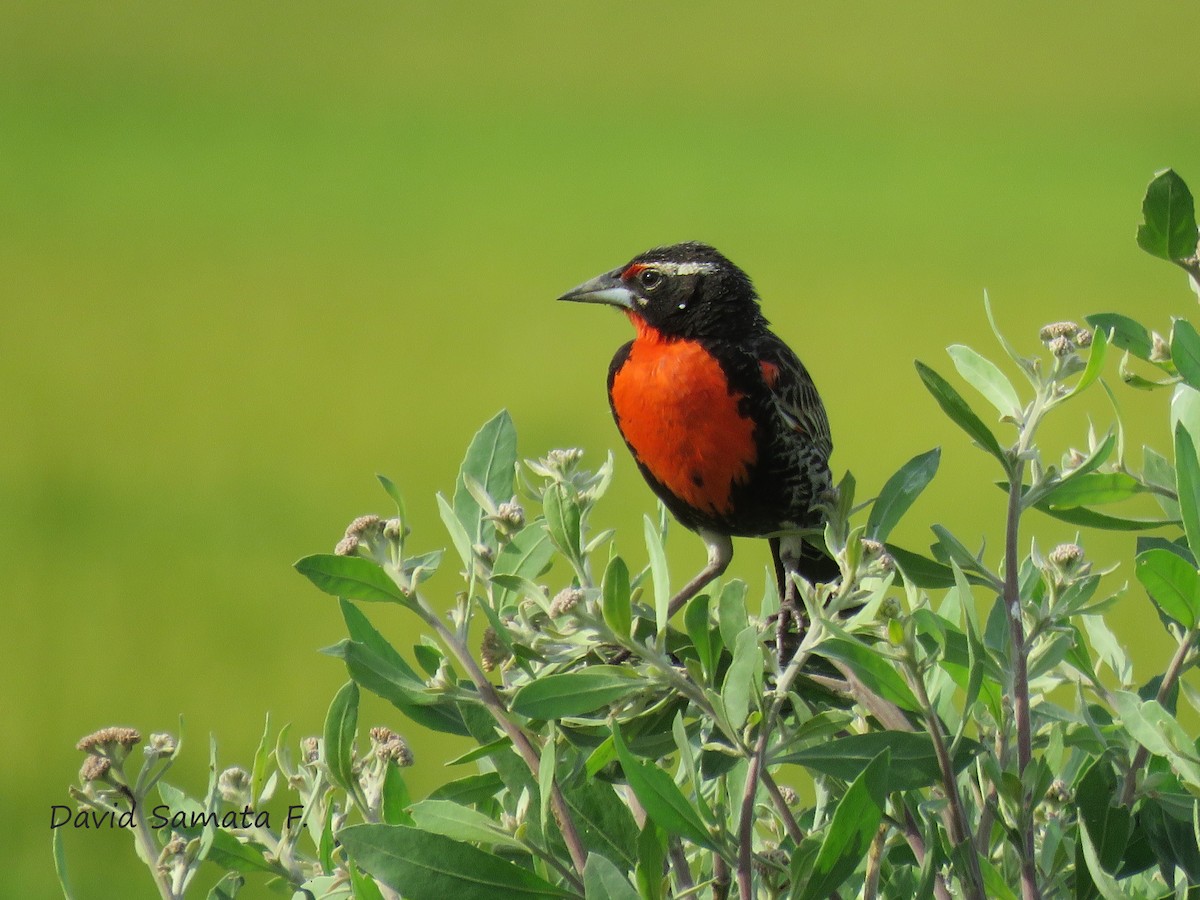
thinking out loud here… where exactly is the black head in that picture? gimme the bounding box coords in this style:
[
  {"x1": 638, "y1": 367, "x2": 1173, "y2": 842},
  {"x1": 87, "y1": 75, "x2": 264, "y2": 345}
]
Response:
[{"x1": 557, "y1": 242, "x2": 767, "y2": 339}]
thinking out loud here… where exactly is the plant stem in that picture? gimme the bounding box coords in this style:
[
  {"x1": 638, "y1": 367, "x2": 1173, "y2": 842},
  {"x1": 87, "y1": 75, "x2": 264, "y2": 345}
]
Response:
[
  {"x1": 126, "y1": 788, "x2": 176, "y2": 900},
  {"x1": 736, "y1": 628, "x2": 820, "y2": 900},
  {"x1": 1119, "y1": 625, "x2": 1198, "y2": 805},
  {"x1": 1004, "y1": 454, "x2": 1040, "y2": 900},
  {"x1": 900, "y1": 806, "x2": 954, "y2": 900},
  {"x1": 668, "y1": 838, "x2": 695, "y2": 894},
  {"x1": 906, "y1": 658, "x2": 986, "y2": 900}
]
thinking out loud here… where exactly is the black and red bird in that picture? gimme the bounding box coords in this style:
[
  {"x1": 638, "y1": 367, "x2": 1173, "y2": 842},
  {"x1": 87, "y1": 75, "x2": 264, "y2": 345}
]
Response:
[{"x1": 558, "y1": 242, "x2": 837, "y2": 628}]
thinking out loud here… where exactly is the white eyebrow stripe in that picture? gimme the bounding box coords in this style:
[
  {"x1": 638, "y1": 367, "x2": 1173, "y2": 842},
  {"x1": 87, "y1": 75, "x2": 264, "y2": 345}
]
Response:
[{"x1": 655, "y1": 261, "x2": 718, "y2": 276}]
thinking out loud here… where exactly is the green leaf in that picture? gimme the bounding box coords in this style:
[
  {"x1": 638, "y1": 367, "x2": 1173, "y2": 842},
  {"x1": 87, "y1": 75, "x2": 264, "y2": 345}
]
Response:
[
  {"x1": 381, "y1": 766, "x2": 414, "y2": 826},
  {"x1": 643, "y1": 515, "x2": 671, "y2": 631},
  {"x1": 778, "y1": 731, "x2": 981, "y2": 792},
  {"x1": 1173, "y1": 319, "x2": 1200, "y2": 390},
  {"x1": 295, "y1": 554, "x2": 410, "y2": 605},
  {"x1": 52, "y1": 829, "x2": 75, "y2": 900},
  {"x1": 611, "y1": 726, "x2": 715, "y2": 849},
  {"x1": 323, "y1": 681, "x2": 360, "y2": 795},
  {"x1": 1029, "y1": 502, "x2": 1175, "y2": 532},
  {"x1": 206, "y1": 829, "x2": 280, "y2": 875},
  {"x1": 866, "y1": 448, "x2": 940, "y2": 541},
  {"x1": 349, "y1": 865, "x2": 387, "y2": 900},
  {"x1": 583, "y1": 853, "x2": 639, "y2": 900},
  {"x1": 511, "y1": 667, "x2": 643, "y2": 719},
  {"x1": 438, "y1": 493, "x2": 475, "y2": 568},
  {"x1": 684, "y1": 593, "x2": 716, "y2": 681},
  {"x1": 887, "y1": 543, "x2": 990, "y2": 589},
  {"x1": 816, "y1": 638, "x2": 919, "y2": 711},
  {"x1": 407, "y1": 800, "x2": 526, "y2": 851},
  {"x1": 543, "y1": 483, "x2": 582, "y2": 560},
  {"x1": 492, "y1": 526, "x2": 555, "y2": 608},
  {"x1": 453, "y1": 410, "x2": 518, "y2": 544},
  {"x1": 716, "y1": 579, "x2": 749, "y2": 650},
  {"x1": 635, "y1": 822, "x2": 665, "y2": 900},
  {"x1": 1075, "y1": 758, "x2": 1129, "y2": 877},
  {"x1": 721, "y1": 626, "x2": 762, "y2": 729},
  {"x1": 376, "y1": 473, "x2": 407, "y2": 520},
  {"x1": 947, "y1": 344, "x2": 1022, "y2": 419},
  {"x1": 428, "y1": 773, "x2": 504, "y2": 807},
  {"x1": 1136, "y1": 548, "x2": 1200, "y2": 628},
  {"x1": 1173, "y1": 385, "x2": 1200, "y2": 452},
  {"x1": 1086, "y1": 313, "x2": 1154, "y2": 361},
  {"x1": 794, "y1": 750, "x2": 890, "y2": 900},
  {"x1": 249, "y1": 713, "x2": 272, "y2": 806},
  {"x1": 1069, "y1": 325, "x2": 1109, "y2": 398},
  {"x1": 1137, "y1": 169, "x2": 1199, "y2": 262},
  {"x1": 340, "y1": 824, "x2": 572, "y2": 899},
  {"x1": 1176, "y1": 422, "x2": 1200, "y2": 556},
  {"x1": 1036, "y1": 472, "x2": 1149, "y2": 507},
  {"x1": 205, "y1": 872, "x2": 245, "y2": 900},
  {"x1": 601, "y1": 556, "x2": 632, "y2": 638},
  {"x1": 563, "y1": 780, "x2": 640, "y2": 868},
  {"x1": 915, "y1": 361, "x2": 1010, "y2": 471},
  {"x1": 323, "y1": 638, "x2": 469, "y2": 736}
]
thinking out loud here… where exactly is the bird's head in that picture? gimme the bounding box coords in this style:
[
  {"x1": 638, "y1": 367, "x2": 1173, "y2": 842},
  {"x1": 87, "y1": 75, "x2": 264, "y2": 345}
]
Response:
[{"x1": 557, "y1": 242, "x2": 766, "y2": 339}]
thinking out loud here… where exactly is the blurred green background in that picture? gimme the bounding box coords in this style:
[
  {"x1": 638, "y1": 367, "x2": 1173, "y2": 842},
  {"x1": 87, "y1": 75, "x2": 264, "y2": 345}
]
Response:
[{"x1": 4, "y1": 2, "x2": 1199, "y2": 895}]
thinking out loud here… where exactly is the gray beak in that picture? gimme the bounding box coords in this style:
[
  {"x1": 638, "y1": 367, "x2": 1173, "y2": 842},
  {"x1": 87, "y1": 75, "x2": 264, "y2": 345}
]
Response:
[{"x1": 556, "y1": 269, "x2": 638, "y2": 310}]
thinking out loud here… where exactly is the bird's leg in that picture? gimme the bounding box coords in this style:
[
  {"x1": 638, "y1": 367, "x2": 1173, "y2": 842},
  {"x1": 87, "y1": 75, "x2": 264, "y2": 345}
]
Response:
[
  {"x1": 775, "y1": 535, "x2": 807, "y2": 654},
  {"x1": 665, "y1": 531, "x2": 733, "y2": 619}
]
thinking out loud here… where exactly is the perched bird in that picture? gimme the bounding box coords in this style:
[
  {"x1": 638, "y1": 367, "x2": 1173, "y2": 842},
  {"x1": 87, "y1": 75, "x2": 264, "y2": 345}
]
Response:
[{"x1": 558, "y1": 242, "x2": 837, "y2": 633}]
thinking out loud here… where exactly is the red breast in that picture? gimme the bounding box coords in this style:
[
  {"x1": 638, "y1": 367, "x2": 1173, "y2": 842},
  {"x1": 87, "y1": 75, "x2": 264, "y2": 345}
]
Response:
[{"x1": 609, "y1": 315, "x2": 757, "y2": 516}]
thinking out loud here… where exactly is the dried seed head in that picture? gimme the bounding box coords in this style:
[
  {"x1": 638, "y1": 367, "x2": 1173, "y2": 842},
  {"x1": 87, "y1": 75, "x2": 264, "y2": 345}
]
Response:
[
  {"x1": 345, "y1": 515, "x2": 382, "y2": 537},
  {"x1": 1040, "y1": 321, "x2": 1080, "y2": 342},
  {"x1": 334, "y1": 535, "x2": 360, "y2": 556},
  {"x1": 77, "y1": 727, "x2": 142, "y2": 754},
  {"x1": 860, "y1": 538, "x2": 884, "y2": 557},
  {"x1": 1048, "y1": 335, "x2": 1076, "y2": 357},
  {"x1": 80, "y1": 755, "x2": 112, "y2": 782},
  {"x1": 370, "y1": 727, "x2": 414, "y2": 767},
  {"x1": 1075, "y1": 328, "x2": 1093, "y2": 348},
  {"x1": 480, "y1": 627, "x2": 507, "y2": 672},
  {"x1": 549, "y1": 587, "x2": 585, "y2": 617}
]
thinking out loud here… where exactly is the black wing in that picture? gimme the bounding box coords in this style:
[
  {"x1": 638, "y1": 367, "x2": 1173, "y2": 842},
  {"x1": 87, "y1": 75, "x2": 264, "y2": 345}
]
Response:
[{"x1": 754, "y1": 331, "x2": 833, "y2": 462}]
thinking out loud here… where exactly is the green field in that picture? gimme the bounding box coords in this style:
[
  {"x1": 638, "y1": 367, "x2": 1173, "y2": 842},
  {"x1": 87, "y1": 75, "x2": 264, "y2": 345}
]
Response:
[{"x1": 4, "y1": 3, "x2": 1199, "y2": 896}]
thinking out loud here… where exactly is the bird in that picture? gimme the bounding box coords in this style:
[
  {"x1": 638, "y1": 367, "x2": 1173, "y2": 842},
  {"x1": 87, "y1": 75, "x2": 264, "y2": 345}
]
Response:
[{"x1": 557, "y1": 241, "x2": 838, "y2": 639}]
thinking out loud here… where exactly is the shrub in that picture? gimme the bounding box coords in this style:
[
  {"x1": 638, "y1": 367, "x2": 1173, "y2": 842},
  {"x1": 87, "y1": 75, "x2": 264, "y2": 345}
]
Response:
[{"x1": 61, "y1": 169, "x2": 1200, "y2": 899}]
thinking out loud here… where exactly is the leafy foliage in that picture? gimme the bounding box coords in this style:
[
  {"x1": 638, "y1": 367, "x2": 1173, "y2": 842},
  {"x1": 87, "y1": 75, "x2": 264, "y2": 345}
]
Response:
[{"x1": 62, "y1": 170, "x2": 1200, "y2": 899}]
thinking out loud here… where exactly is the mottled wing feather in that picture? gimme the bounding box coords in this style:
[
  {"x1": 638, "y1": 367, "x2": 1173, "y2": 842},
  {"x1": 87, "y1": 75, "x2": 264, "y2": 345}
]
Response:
[{"x1": 756, "y1": 333, "x2": 833, "y2": 460}]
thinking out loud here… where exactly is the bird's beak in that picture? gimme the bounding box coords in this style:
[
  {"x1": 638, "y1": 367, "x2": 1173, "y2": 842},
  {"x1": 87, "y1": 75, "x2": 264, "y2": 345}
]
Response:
[{"x1": 556, "y1": 269, "x2": 637, "y2": 311}]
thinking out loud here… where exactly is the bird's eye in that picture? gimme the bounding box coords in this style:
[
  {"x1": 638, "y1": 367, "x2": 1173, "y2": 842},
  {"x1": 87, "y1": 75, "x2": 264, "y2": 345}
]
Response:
[{"x1": 639, "y1": 269, "x2": 662, "y2": 290}]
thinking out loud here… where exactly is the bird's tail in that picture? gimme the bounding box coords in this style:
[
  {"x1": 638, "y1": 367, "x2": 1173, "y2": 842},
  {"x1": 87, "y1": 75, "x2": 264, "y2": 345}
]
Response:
[{"x1": 769, "y1": 536, "x2": 840, "y2": 600}]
